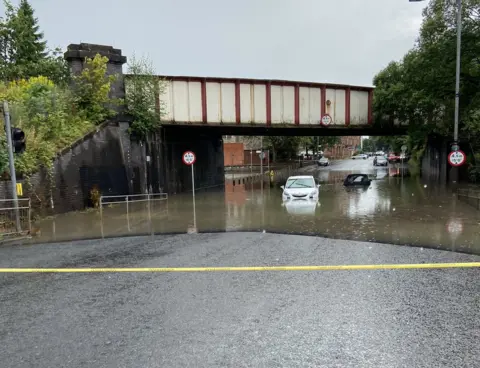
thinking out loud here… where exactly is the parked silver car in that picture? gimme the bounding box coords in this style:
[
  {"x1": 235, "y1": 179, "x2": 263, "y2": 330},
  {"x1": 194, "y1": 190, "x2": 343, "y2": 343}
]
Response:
[
  {"x1": 317, "y1": 157, "x2": 330, "y2": 166},
  {"x1": 374, "y1": 156, "x2": 388, "y2": 166}
]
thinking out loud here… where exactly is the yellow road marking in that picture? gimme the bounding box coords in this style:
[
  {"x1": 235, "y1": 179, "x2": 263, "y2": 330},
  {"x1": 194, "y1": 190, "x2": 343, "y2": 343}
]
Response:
[{"x1": 0, "y1": 262, "x2": 479, "y2": 273}]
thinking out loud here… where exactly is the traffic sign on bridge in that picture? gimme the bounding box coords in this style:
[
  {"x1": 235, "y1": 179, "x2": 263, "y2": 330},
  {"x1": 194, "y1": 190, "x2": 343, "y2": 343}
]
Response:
[
  {"x1": 448, "y1": 150, "x2": 466, "y2": 167},
  {"x1": 320, "y1": 114, "x2": 332, "y2": 126}
]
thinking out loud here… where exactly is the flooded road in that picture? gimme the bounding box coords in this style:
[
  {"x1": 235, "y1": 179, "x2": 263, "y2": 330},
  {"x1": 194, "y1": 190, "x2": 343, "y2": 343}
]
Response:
[{"x1": 34, "y1": 158, "x2": 480, "y2": 254}]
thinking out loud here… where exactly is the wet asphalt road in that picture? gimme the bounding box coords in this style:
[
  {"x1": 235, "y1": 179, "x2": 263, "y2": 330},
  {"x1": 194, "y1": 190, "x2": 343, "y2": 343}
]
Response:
[{"x1": 1, "y1": 232, "x2": 479, "y2": 367}]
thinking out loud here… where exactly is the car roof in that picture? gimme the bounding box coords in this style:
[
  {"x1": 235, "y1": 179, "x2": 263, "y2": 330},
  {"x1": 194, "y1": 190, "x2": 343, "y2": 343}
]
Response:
[{"x1": 287, "y1": 175, "x2": 315, "y2": 179}]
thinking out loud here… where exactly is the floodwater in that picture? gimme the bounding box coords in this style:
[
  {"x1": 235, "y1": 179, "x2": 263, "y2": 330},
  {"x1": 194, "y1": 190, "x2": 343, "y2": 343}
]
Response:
[{"x1": 32, "y1": 158, "x2": 480, "y2": 254}]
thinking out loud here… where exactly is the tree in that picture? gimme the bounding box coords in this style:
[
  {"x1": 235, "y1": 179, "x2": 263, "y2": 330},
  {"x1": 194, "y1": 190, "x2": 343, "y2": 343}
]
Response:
[
  {"x1": 125, "y1": 55, "x2": 165, "y2": 139},
  {"x1": 71, "y1": 54, "x2": 117, "y2": 124},
  {"x1": 362, "y1": 138, "x2": 376, "y2": 153},
  {"x1": 0, "y1": 76, "x2": 94, "y2": 176},
  {"x1": 264, "y1": 136, "x2": 305, "y2": 160},
  {"x1": 10, "y1": 0, "x2": 47, "y2": 62},
  {"x1": 373, "y1": 0, "x2": 480, "y2": 149},
  {"x1": 0, "y1": 0, "x2": 68, "y2": 84}
]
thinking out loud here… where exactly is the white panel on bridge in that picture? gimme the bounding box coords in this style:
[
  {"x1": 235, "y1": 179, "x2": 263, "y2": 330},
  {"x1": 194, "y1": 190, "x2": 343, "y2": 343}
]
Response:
[
  {"x1": 160, "y1": 80, "x2": 173, "y2": 121},
  {"x1": 325, "y1": 88, "x2": 335, "y2": 123},
  {"x1": 172, "y1": 81, "x2": 189, "y2": 122},
  {"x1": 239, "y1": 84, "x2": 251, "y2": 123},
  {"x1": 271, "y1": 85, "x2": 282, "y2": 124},
  {"x1": 271, "y1": 86, "x2": 295, "y2": 124},
  {"x1": 283, "y1": 86, "x2": 295, "y2": 124},
  {"x1": 221, "y1": 83, "x2": 236, "y2": 123},
  {"x1": 206, "y1": 82, "x2": 221, "y2": 123},
  {"x1": 300, "y1": 87, "x2": 321, "y2": 125},
  {"x1": 253, "y1": 84, "x2": 266, "y2": 124},
  {"x1": 350, "y1": 90, "x2": 368, "y2": 125},
  {"x1": 335, "y1": 89, "x2": 346, "y2": 125},
  {"x1": 189, "y1": 81, "x2": 203, "y2": 122},
  {"x1": 325, "y1": 88, "x2": 346, "y2": 125}
]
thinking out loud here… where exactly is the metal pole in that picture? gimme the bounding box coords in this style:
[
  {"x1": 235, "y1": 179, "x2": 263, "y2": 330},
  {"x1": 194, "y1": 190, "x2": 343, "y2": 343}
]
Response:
[
  {"x1": 260, "y1": 137, "x2": 264, "y2": 189},
  {"x1": 192, "y1": 164, "x2": 196, "y2": 230},
  {"x1": 453, "y1": 0, "x2": 462, "y2": 144},
  {"x1": 126, "y1": 196, "x2": 130, "y2": 232},
  {"x1": 3, "y1": 101, "x2": 20, "y2": 232},
  {"x1": 250, "y1": 150, "x2": 253, "y2": 174},
  {"x1": 267, "y1": 149, "x2": 270, "y2": 174},
  {"x1": 231, "y1": 153, "x2": 234, "y2": 184}
]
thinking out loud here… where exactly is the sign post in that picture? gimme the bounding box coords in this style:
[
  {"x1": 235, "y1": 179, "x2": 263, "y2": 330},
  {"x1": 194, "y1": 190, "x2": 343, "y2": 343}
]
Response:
[
  {"x1": 400, "y1": 145, "x2": 407, "y2": 178},
  {"x1": 2, "y1": 101, "x2": 21, "y2": 232},
  {"x1": 182, "y1": 151, "x2": 197, "y2": 233}
]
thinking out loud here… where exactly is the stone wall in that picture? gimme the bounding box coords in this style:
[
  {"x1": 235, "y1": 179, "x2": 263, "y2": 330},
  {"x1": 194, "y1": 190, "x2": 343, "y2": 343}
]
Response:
[
  {"x1": 421, "y1": 136, "x2": 449, "y2": 183},
  {"x1": 0, "y1": 123, "x2": 135, "y2": 215}
]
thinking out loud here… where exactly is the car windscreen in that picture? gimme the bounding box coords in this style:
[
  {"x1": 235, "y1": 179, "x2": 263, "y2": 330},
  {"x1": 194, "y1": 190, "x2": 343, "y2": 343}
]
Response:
[{"x1": 286, "y1": 178, "x2": 315, "y2": 189}]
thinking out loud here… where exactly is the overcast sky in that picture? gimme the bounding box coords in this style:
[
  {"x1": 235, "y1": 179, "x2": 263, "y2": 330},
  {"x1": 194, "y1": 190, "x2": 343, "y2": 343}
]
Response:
[{"x1": 4, "y1": 0, "x2": 425, "y2": 86}]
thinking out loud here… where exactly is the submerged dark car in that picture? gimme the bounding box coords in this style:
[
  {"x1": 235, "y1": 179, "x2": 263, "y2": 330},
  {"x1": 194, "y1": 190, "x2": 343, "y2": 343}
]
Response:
[{"x1": 343, "y1": 174, "x2": 371, "y2": 187}]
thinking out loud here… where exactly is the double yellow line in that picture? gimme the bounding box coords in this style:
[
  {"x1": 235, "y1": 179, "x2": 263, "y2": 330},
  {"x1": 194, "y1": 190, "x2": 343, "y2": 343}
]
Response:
[{"x1": 0, "y1": 262, "x2": 479, "y2": 273}]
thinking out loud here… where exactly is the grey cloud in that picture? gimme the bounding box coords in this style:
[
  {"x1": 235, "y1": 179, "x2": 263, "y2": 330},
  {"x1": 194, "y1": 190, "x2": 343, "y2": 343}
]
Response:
[{"x1": 6, "y1": 0, "x2": 425, "y2": 85}]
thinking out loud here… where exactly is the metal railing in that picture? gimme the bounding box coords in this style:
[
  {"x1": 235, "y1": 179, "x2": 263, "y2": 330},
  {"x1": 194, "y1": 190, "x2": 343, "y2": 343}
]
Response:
[
  {"x1": 457, "y1": 188, "x2": 480, "y2": 210},
  {"x1": 0, "y1": 198, "x2": 31, "y2": 237},
  {"x1": 100, "y1": 193, "x2": 168, "y2": 206},
  {"x1": 99, "y1": 193, "x2": 169, "y2": 237}
]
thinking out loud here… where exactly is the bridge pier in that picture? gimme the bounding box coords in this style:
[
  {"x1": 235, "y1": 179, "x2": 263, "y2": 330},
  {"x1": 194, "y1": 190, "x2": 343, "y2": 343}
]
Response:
[
  {"x1": 421, "y1": 136, "x2": 449, "y2": 184},
  {"x1": 152, "y1": 128, "x2": 225, "y2": 194}
]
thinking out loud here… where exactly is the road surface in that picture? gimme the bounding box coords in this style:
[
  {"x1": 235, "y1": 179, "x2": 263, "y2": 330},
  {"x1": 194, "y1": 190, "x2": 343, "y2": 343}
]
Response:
[{"x1": 0, "y1": 232, "x2": 479, "y2": 367}]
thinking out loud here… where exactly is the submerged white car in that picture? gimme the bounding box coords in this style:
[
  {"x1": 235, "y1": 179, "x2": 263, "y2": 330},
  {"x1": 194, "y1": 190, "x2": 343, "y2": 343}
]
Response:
[{"x1": 281, "y1": 175, "x2": 320, "y2": 201}]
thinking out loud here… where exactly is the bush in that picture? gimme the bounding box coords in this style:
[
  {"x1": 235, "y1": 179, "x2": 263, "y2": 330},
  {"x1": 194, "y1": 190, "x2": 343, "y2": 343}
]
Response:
[{"x1": 0, "y1": 76, "x2": 94, "y2": 176}]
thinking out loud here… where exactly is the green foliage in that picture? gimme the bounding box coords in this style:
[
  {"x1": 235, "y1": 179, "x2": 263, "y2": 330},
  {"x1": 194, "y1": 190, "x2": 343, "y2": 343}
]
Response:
[
  {"x1": 125, "y1": 55, "x2": 164, "y2": 139},
  {"x1": 264, "y1": 136, "x2": 341, "y2": 159},
  {"x1": 361, "y1": 138, "x2": 376, "y2": 152},
  {"x1": 264, "y1": 136, "x2": 305, "y2": 160},
  {"x1": 0, "y1": 135, "x2": 9, "y2": 174},
  {"x1": 366, "y1": 136, "x2": 409, "y2": 153},
  {"x1": 72, "y1": 54, "x2": 117, "y2": 124},
  {"x1": 315, "y1": 136, "x2": 340, "y2": 151},
  {"x1": 373, "y1": 0, "x2": 480, "y2": 149},
  {"x1": 0, "y1": 76, "x2": 94, "y2": 176},
  {"x1": 0, "y1": 0, "x2": 61, "y2": 82}
]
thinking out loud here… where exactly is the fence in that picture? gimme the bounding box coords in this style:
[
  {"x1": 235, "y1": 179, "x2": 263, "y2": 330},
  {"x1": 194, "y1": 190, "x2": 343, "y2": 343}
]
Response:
[
  {"x1": 457, "y1": 188, "x2": 480, "y2": 210},
  {"x1": 0, "y1": 198, "x2": 31, "y2": 238},
  {"x1": 99, "y1": 193, "x2": 169, "y2": 237}
]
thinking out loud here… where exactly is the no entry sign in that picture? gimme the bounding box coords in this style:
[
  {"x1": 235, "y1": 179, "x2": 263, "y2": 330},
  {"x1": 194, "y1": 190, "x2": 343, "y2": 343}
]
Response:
[
  {"x1": 448, "y1": 150, "x2": 466, "y2": 167},
  {"x1": 320, "y1": 114, "x2": 332, "y2": 126},
  {"x1": 182, "y1": 151, "x2": 196, "y2": 166}
]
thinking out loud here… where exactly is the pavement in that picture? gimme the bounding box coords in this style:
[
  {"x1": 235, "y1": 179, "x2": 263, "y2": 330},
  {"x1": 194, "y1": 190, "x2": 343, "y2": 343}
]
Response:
[{"x1": 0, "y1": 232, "x2": 479, "y2": 367}]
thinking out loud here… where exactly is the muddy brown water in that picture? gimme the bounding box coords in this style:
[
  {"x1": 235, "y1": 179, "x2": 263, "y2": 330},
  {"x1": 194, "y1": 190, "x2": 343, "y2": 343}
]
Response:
[{"x1": 30, "y1": 159, "x2": 480, "y2": 255}]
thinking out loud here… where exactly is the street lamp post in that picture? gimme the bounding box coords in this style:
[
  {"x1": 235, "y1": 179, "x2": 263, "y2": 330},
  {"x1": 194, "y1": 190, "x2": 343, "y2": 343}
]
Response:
[{"x1": 453, "y1": 0, "x2": 462, "y2": 147}]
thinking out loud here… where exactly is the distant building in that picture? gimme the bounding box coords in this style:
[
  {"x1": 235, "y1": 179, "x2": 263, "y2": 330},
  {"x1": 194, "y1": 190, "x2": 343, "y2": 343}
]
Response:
[
  {"x1": 323, "y1": 136, "x2": 362, "y2": 159},
  {"x1": 223, "y1": 136, "x2": 266, "y2": 167}
]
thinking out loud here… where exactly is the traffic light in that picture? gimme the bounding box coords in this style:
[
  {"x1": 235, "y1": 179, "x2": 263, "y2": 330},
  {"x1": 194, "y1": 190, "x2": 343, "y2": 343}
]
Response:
[{"x1": 11, "y1": 128, "x2": 25, "y2": 154}]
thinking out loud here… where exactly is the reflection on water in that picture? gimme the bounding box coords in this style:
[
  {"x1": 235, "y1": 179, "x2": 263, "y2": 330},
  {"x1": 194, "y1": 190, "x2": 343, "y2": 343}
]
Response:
[
  {"x1": 32, "y1": 167, "x2": 480, "y2": 255},
  {"x1": 282, "y1": 199, "x2": 319, "y2": 216}
]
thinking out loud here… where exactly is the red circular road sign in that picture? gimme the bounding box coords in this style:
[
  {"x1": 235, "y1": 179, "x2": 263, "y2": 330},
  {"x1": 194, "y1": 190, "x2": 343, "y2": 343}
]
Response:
[
  {"x1": 182, "y1": 151, "x2": 196, "y2": 165},
  {"x1": 448, "y1": 150, "x2": 466, "y2": 167},
  {"x1": 320, "y1": 114, "x2": 332, "y2": 126}
]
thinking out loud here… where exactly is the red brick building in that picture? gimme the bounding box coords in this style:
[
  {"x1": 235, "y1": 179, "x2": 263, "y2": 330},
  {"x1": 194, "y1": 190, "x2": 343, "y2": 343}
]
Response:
[{"x1": 323, "y1": 136, "x2": 362, "y2": 159}]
